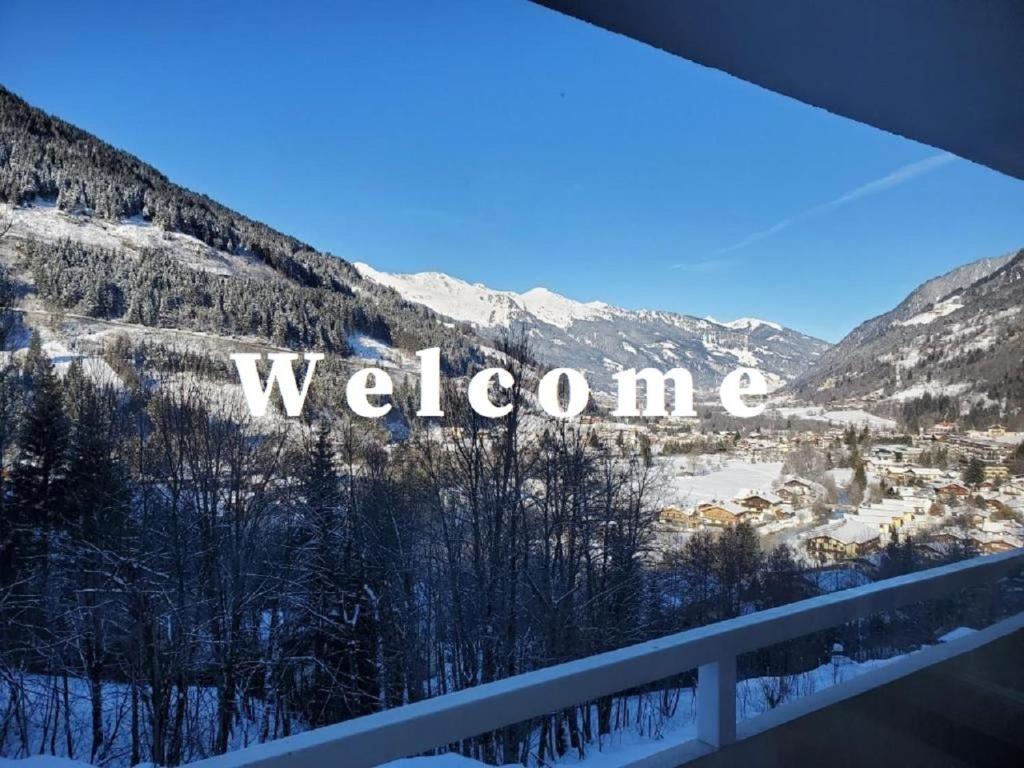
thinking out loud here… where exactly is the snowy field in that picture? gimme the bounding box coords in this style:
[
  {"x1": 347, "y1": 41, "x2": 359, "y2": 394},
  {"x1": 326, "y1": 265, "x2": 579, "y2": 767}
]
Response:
[
  {"x1": 659, "y1": 457, "x2": 785, "y2": 508},
  {"x1": 6, "y1": 202, "x2": 275, "y2": 280},
  {"x1": 769, "y1": 406, "x2": 896, "y2": 431}
]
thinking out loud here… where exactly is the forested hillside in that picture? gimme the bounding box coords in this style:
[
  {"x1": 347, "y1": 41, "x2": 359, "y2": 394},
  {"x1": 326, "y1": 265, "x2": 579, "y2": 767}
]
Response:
[
  {"x1": 0, "y1": 85, "x2": 480, "y2": 372},
  {"x1": 792, "y1": 248, "x2": 1024, "y2": 428}
]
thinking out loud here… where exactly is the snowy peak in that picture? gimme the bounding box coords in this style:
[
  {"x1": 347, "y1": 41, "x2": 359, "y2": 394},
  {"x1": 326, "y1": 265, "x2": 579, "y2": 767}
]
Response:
[
  {"x1": 517, "y1": 286, "x2": 615, "y2": 329},
  {"x1": 706, "y1": 316, "x2": 784, "y2": 332},
  {"x1": 353, "y1": 262, "x2": 615, "y2": 330},
  {"x1": 893, "y1": 295, "x2": 964, "y2": 327},
  {"x1": 723, "y1": 317, "x2": 783, "y2": 332},
  {"x1": 354, "y1": 261, "x2": 521, "y2": 327},
  {"x1": 355, "y1": 262, "x2": 829, "y2": 393}
]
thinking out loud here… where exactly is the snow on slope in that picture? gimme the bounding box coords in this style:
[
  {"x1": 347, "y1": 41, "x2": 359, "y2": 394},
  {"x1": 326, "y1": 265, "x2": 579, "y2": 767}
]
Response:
[
  {"x1": 518, "y1": 286, "x2": 614, "y2": 330},
  {"x1": 792, "y1": 248, "x2": 1024, "y2": 407},
  {"x1": 354, "y1": 262, "x2": 829, "y2": 393},
  {"x1": 769, "y1": 406, "x2": 897, "y2": 431},
  {"x1": 7, "y1": 201, "x2": 275, "y2": 279},
  {"x1": 706, "y1": 316, "x2": 783, "y2": 332},
  {"x1": 6, "y1": 202, "x2": 826, "y2": 395},
  {"x1": 353, "y1": 262, "x2": 615, "y2": 329},
  {"x1": 357, "y1": 261, "x2": 789, "y2": 335},
  {"x1": 894, "y1": 295, "x2": 964, "y2": 327}
]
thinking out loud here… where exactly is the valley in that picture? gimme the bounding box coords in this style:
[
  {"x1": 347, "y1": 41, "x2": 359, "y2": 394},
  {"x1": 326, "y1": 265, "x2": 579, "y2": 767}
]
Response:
[{"x1": 1, "y1": 83, "x2": 1023, "y2": 768}]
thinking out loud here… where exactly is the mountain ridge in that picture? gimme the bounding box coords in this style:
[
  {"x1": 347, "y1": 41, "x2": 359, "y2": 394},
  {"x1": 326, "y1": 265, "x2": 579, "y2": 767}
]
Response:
[
  {"x1": 792, "y1": 247, "x2": 1024, "y2": 425},
  {"x1": 354, "y1": 261, "x2": 829, "y2": 393}
]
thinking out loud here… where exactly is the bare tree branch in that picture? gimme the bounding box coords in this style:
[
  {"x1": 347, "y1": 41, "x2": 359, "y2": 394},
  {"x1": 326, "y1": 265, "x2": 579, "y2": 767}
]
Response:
[{"x1": 0, "y1": 206, "x2": 12, "y2": 240}]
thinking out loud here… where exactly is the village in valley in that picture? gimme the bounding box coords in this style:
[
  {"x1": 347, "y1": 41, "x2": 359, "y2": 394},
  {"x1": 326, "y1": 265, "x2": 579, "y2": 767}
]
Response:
[{"x1": 640, "y1": 412, "x2": 1024, "y2": 574}]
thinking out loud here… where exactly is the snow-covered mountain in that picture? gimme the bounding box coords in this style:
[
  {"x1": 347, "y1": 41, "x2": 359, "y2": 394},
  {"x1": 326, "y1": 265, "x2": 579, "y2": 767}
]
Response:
[
  {"x1": 355, "y1": 262, "x2": 829, "y2": 393},
  {"x1": 792, "y1": 249, "x2": 1024, "y2": 417},
  {"x1": 353, "y1": 263, "x2": 615, "y2": 330}
]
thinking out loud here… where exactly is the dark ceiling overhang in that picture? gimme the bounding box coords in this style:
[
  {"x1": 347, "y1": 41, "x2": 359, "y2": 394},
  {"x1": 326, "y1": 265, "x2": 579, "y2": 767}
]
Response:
[{"x1": 531, "y1": 0, "x2": 1024, "y2": 181}]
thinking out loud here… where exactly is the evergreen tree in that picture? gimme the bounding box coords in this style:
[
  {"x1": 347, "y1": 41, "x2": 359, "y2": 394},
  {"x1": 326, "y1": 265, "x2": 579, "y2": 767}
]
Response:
[
  {"x1": 63, "y1": 363, "x2": 130, "y2": 543},
  {"x1": 852, "y1": 456, "x2": 867, "y2": 492},
  {"x1": 11, "y1": 332, "x2": 68, "y2": 532},
  {"x1": 638, "y1": 432, "x2": 653, "y2": 468},
  {"x1": 963, "y1": 457, "x2": 985, "y2": 486},
  {"x1": 62, "y1": 363, "x2": 131, "y2": 761}
]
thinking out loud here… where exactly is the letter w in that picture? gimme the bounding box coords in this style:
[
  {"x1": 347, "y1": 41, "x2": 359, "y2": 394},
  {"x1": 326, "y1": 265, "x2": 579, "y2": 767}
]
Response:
[{"x1": 231, "y1": 352, "x2": 324, "y2": 417}]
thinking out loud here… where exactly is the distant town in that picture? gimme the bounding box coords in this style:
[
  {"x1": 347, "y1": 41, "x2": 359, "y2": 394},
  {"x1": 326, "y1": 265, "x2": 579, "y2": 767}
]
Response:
[{"x1": 642, "y1": 416, "x2": 1024, "y2": 572}]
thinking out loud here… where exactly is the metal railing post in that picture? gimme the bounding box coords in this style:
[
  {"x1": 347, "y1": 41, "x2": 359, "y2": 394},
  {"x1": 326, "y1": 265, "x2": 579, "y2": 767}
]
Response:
[{"x1": 697, "y1": 656, "x2": 736, "y2": 749}]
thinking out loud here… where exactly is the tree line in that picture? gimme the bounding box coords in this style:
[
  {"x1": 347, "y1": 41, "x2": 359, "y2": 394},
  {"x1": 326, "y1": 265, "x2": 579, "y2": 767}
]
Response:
[{"x1": 18, "y1": 237, "x2": 479, "y2": 376}]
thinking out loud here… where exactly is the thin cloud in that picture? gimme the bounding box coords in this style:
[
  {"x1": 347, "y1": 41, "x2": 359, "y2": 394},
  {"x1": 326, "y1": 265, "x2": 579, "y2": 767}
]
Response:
[
  {"x1": 671, "y1": 257, "x2": 732, "y2": 273},
  {"x1": 708, "y1": 152, "x2": 957, "y2": 257}
]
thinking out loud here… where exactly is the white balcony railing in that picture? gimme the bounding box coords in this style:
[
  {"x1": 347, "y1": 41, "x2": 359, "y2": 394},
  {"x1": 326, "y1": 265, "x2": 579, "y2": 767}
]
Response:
[{"x1": 191, "y1": 549, "x2": 1024, "y2": 768}]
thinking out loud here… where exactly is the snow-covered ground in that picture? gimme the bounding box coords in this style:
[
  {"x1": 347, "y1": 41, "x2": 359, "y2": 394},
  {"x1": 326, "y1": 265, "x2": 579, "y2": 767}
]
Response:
[
  {"x1": 660, "y1": 457, "x2": 785, "y2": 508},
  {"x1": 7, "y1": 202, "x2": 274, "y2": 280},
  {"x1": 348, "y1": 332, "x2": 399, "y2": 368},
  {"x1": 447, "y1": 650, "x2": 910, "y2": 768},
  {"x1": 382, "y1": 757, "x2": 489, "y2": 768},
  {"x1": 0, "y1": 673, "x2": 299, "y2": 768},
  {"x1": 889, "y1": 381, "x2": 970, "y2": 403},
  {"x1": 895, "y1": 296, "x2": 964, "y2": 327},
  {"x1": 825, "y1": 467, "x2": 855, "y2": 486},
  {"x1": 770, "y1": 406, "x2": 897, "y2": 431},
  {"x1": 0, "y1": 757, "x2": 98, "y2": 768}
]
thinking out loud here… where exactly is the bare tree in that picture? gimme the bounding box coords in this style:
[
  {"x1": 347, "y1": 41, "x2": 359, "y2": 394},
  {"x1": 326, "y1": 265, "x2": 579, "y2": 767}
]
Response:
[{"x1": 0, "y1": 204, "x2": 15, "y2": 245}]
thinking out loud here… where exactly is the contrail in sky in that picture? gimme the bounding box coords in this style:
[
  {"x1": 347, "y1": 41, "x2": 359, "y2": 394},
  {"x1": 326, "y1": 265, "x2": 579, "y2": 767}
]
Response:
[{"x1": 678, "y1": 152, "x2": 957, "y2": 266}]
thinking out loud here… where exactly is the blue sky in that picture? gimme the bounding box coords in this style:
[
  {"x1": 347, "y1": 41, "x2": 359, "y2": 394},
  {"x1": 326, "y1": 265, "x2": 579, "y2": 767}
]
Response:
[{"x1": 2, "y1": 0, "x2": 1023, "y2": 342}]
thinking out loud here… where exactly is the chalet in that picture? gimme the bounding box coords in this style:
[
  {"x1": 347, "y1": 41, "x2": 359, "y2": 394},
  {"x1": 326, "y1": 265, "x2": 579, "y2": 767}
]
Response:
[
  {"x1": 927, "y1": 531, "x2": 969, "y2": 548},
  {"x1": 851, "y1": 499, "x2": 921, "y2": 534},
  {"x1": 872, "y1": 460, "x2": 905, "y2": 479},
  {"x1": 777, "y1": 477, "x2": 821, "y2": 506},
  {"x1": 982, "y1": 497, "x2": 1012, "y2": 516},
  {"x1": 906, "y1": 467, "x2": 945, "y2": 483},
  {"x1": 806, "y1": 520, "x2": 880, "y2": 560},
  {"x1": 734, "y1": 489, "x2": 782, "y2": 512},
  {"x1": 880, "y1": 465, "x2": 945, "y2": 485},
  {"x1": 975, "y1": 536, "x2": 1021, "y2": 555},
  {"x1": 780, "y1": 478, "x2": 814, "y2": 496},
  {"x1": 659, "y1": 505, "x2": 694, "y2": 527},
  {"x1": 696, "y1": 500, "x2": 757, "y2": 526},
  {"x1": 934, "y1": 482, "x2": 970, "y2": 500},
  {"x1": 776, "y1": 487, "x2": 799, "y2": 503},
  {"x1": 1003, "y1": 479, "x2": 1024, "y2": 498}
]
